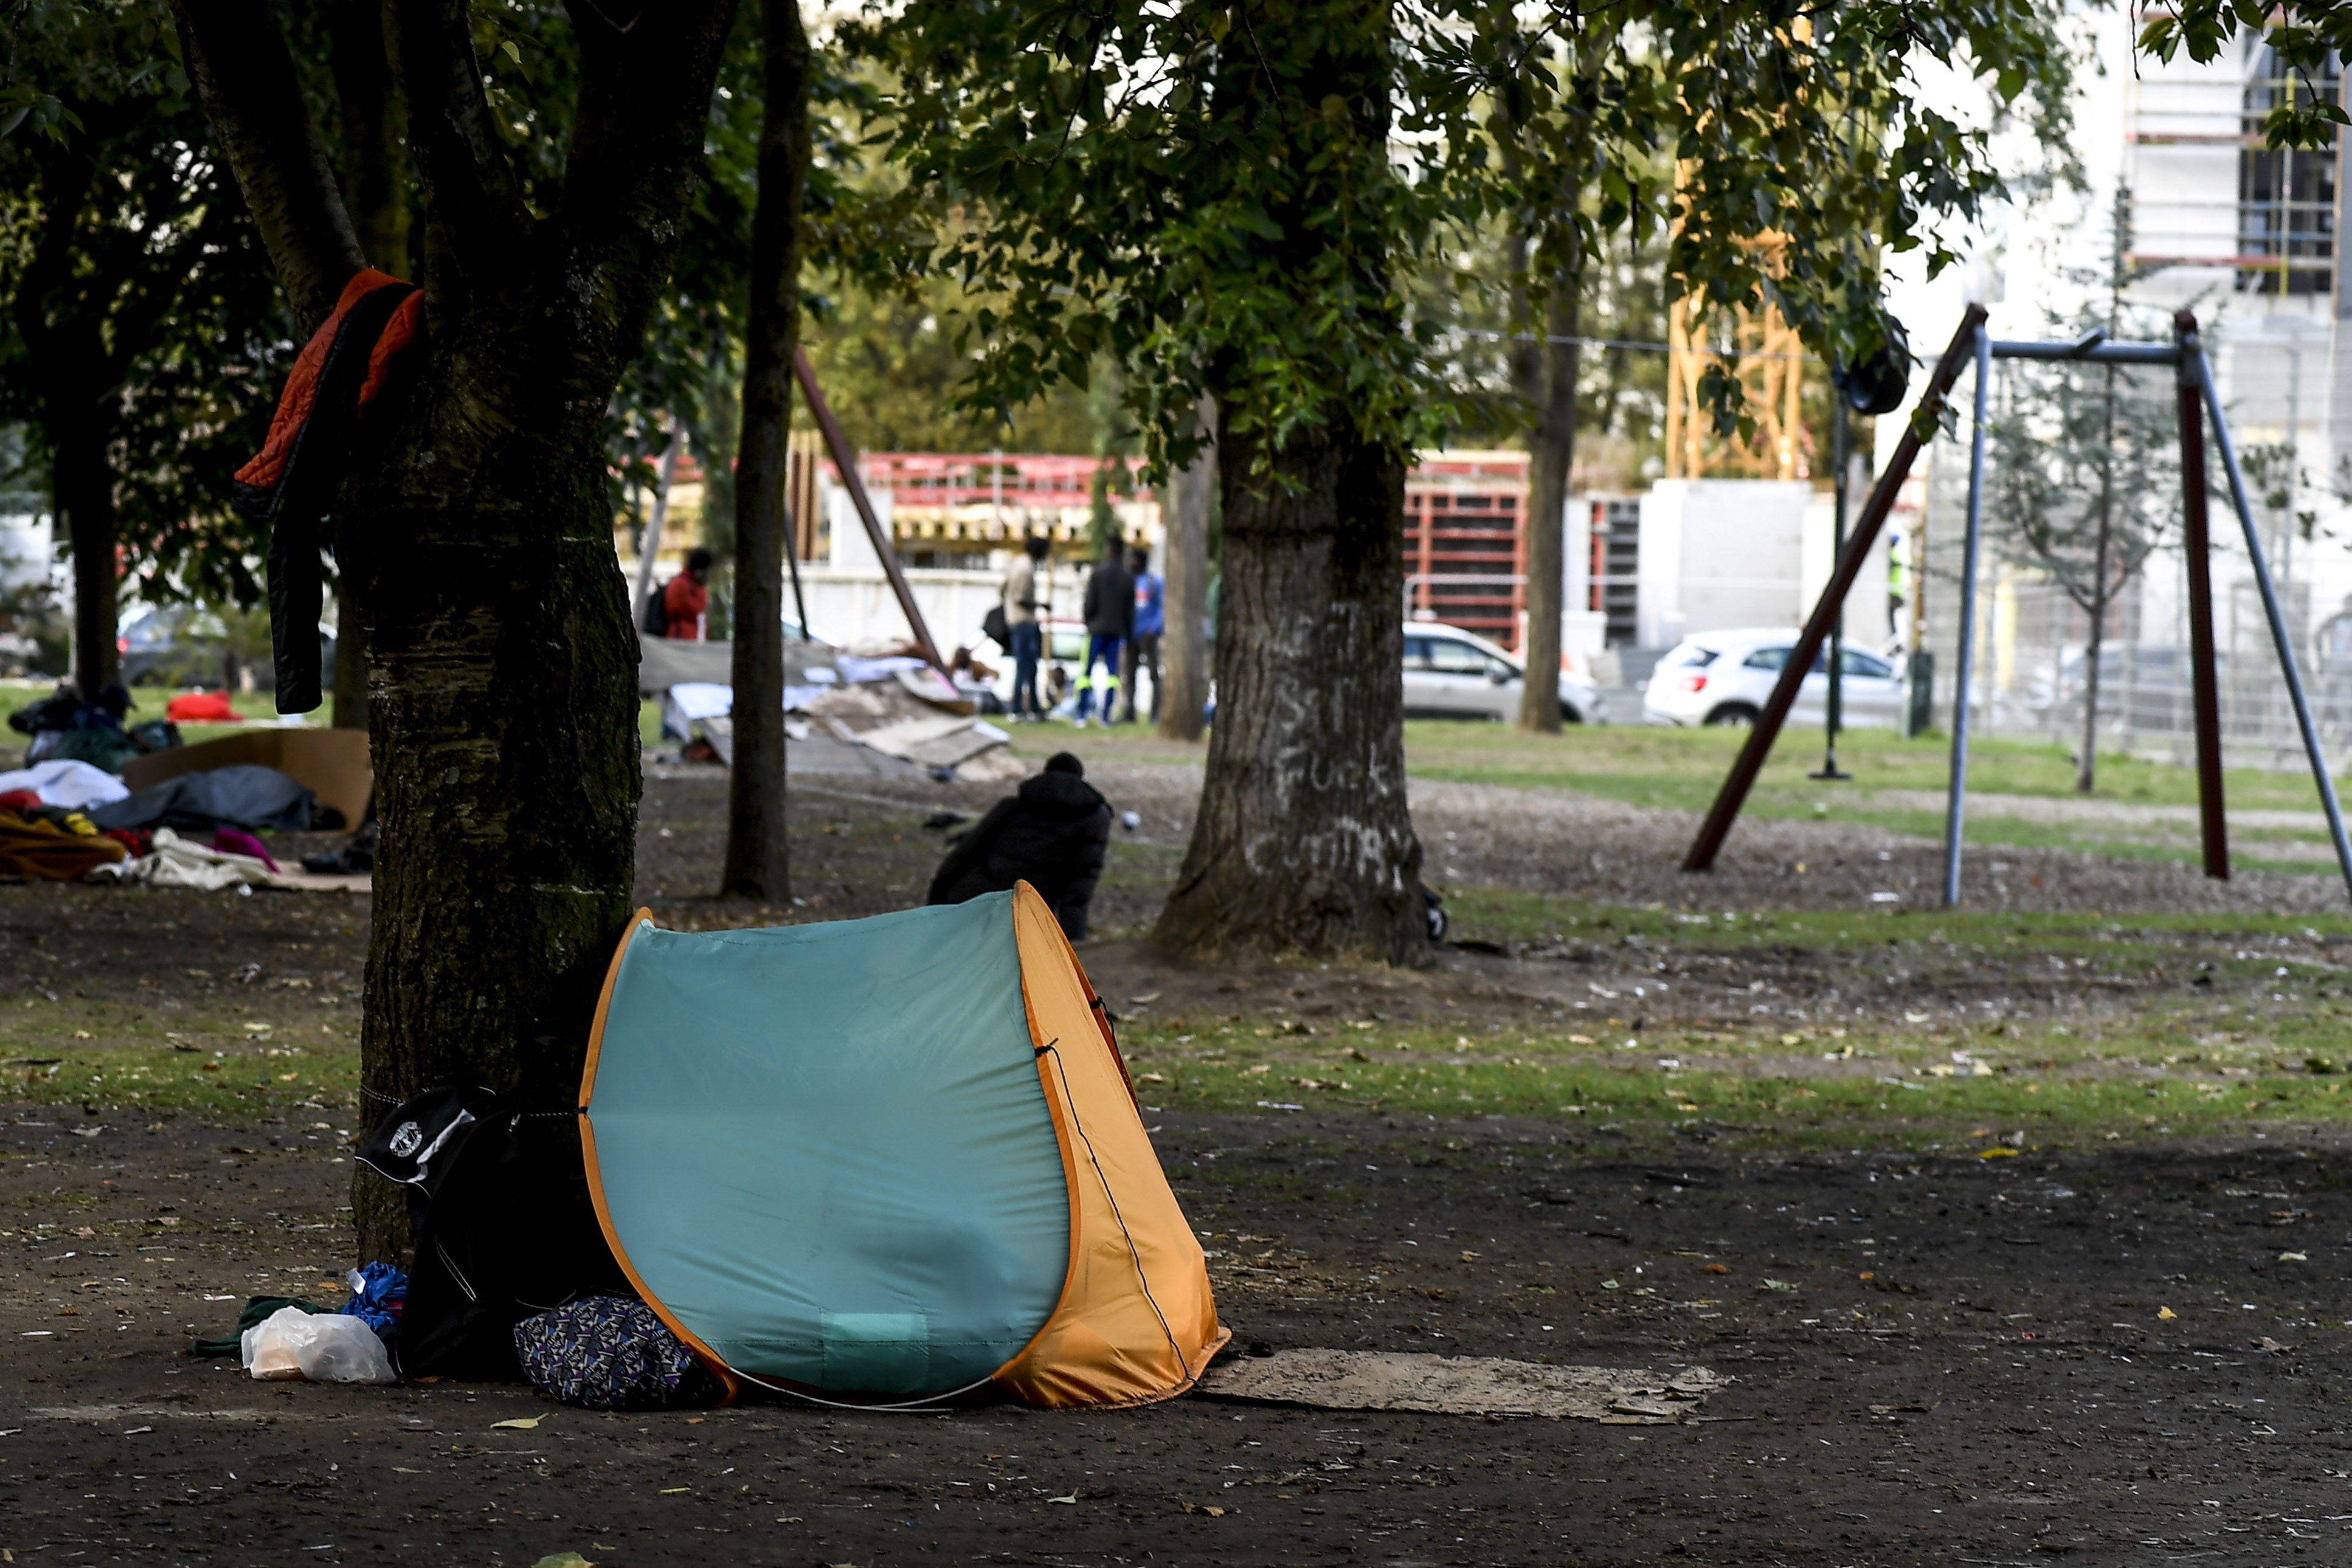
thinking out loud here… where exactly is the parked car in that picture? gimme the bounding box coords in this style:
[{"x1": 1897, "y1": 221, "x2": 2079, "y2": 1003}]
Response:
[
  {"x1": 1641, "y1": 626, "x2": 1903, "y2": 728},
  {"x1": 117, "y1": 603, "x2": 334, "y2": 693},
  {"x1": 1403, "y1": 622, "x2": 1605, "y2": 724}
]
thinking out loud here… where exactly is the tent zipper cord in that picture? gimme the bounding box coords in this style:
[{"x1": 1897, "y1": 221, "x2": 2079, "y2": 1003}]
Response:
[
  {"x1": 1039, "y1": 1044, "x2": 1189, "y2": 1376},
  {"x1": 727, "y1": 1369, "x2": 999, "y2": 1413}
]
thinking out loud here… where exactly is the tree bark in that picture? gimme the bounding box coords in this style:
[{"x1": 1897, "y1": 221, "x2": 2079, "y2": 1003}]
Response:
[
  {"x1": 1153, "y1": 414, "x2": 1426, "y2": 964},
  {"x1": 325, "y1": 0, "x2": 409, "y2": 733},
  {"x1": 325, "y1": 0, "x2": 410, "y2": 278},
  {"x1": 176, "y1": 0, "x2": 741, "y2": 1263},
  {"x1": 1516, "y1": 261, "x2": 1578, "y2": 731},
  {"x1": 55, "y1": 419, "x2": 119, "y2": 694},
  {"x1": 720, "y1": 0, "x2": 810, "y2": 901},
  {"x1": 173, "y1": 0, "x2": 366, "y2": 322},
  {"x1": 1156, "y1": 395, "x2": 1214, "y2": 742}
]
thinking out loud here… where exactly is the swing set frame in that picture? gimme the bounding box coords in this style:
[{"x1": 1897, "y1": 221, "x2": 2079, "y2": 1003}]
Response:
[{"x1": 1680, "y1": 304, "x2": 2352, "y2": 905}]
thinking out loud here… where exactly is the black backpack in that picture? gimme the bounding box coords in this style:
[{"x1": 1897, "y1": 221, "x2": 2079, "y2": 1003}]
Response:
[
  {"x1": 358, "y1": 1086, "x2": 633, "y2": 1380},
  {"x1": 641, "y1": 583, "x2": 669, "y2": 638},
  {"x1": 981, "y1": 603, "x2": 1011, "y2": 653}
]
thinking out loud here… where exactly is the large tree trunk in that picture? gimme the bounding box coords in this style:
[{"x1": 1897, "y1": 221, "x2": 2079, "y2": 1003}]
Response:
[
  {"x1": 721, "y1": 0, "x2": 811, "y2": 902},
  {"x1": 1155, "y1": 395, "x2": 1214, "y2": 742},
  {"x1": 1516, "y1": 275, "x2": 1579, "y2": 731},
  {"x1": 55, "y1": 416, "x2": 119, "y2": 694},
  {"x1": 175, "y1": 0, "x2": 739, "y2": 1263},
  {"x1": 1153, "y1": 4, "x2": 1423, "y2": 962},
  {"x1": 1153, "y1": 415, "x2": 1426, "y2": 964},
  {"x1": 325, "y1": 0, "x2": 409, "y2": 734}
]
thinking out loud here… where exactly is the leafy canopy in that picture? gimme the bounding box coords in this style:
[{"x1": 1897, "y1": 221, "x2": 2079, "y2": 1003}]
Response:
[{"x1": 854, "y1": 0, "x2": 2080, "y2": 477}]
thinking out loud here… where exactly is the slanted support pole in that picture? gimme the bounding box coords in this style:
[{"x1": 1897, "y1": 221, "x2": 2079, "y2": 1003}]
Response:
[
  {"x1": 1939, "y1": 322, "x2": 1993, "y2": 908},
  {"x1": 791, "y1": 347, "x2": 948, "y2": 675},
  {"x1": 2174, "y1": 311, "x2": 2229, "y2": 879},
  {"x1": 1682, "y1": 303, "x2": 1988, "y2": 873},
  {"x1": 2190, "y1": 339, "x2": 2352, "y2": 902}
]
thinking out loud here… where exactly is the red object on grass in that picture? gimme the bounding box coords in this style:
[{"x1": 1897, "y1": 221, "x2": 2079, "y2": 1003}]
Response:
[
  {"x1": 166, "y1": 691, "x2": 240, "y2": 722},
  {"x1": 0, "y1": 790, "x2": 40, "y2": 813}
]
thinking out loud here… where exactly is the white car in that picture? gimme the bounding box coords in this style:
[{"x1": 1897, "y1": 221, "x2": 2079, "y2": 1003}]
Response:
[
  {"x1": 1641, "y1": 626, "x2": 1904, "y2": 728},
  {"x1": 1403, "y1": 623, "x2": 1605, "y2": 724}
]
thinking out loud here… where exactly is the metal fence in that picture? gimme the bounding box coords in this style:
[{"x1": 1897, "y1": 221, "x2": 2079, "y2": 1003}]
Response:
[{"x1": 1915, "y1": 364, "x2": 2352, "y2": 771}]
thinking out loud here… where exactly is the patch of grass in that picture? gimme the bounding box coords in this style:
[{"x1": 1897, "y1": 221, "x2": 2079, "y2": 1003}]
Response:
[
  {"x1": 0, "y1": 995, "x2": 358, "y2": 1114},
  {"x1": 1118, "y1": 1017, "x2": 2352, "y2": 1151},
  {"x1": 1440, "y1": 883, "x2": 2352, "y2": 948},
  {"x1": 5, "y1": 1040, "x2": 359, "y2": 1115},
  {"x1": 1013, "y1": 717, "x2": 2352, "y2": 871}
]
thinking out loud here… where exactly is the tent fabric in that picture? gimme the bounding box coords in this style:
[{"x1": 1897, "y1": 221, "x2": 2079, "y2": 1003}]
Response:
[
  {"x1": 579, "y1": 885, "x2": 1225, "y2": 1407},
  {"x1": 991, "y1": 888, "x2": 1227, "y2": 1406}
]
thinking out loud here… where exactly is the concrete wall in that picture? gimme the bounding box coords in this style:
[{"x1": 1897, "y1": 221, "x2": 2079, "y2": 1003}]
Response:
[{"x1": 1636, "y1": 480, "x2": 1813, "y2": 647}]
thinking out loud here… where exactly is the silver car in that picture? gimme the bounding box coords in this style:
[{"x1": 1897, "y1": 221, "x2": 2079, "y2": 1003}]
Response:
[{"x1": 1403, "y1": 623, "x2": 1605, "y2": 724}]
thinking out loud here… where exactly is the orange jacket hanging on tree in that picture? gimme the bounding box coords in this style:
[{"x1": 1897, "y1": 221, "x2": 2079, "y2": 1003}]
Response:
[{"x1": 235, "y1": 268, "x2": 423, "y2": 713}]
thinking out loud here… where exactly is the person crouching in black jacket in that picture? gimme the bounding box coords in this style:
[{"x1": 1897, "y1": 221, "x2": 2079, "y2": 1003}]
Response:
[{"x1": 927, "y1": 752, "x2": 1112, "y2": 939}]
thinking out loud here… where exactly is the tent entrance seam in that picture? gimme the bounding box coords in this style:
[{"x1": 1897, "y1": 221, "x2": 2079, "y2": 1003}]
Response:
[
  {"x1": 1040, "y1": 1041, "x2": 1187, "y2": 1375},
  {"x1": 727, "y1": 1369, "x2": 1000, "y2": 1412}
]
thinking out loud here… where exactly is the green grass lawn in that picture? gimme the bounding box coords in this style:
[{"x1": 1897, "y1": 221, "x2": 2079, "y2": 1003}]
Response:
[
  {"x1": 0, "y1": 678, "x2": 319, "y2": 753},
  {"x1": 1110, "y1": 889, "x2": 2352, "y2": 1151},
  {"x1": 1011, "y1": 717, "x2": 2352, "y2": 872},
  {"x1": 0, "y1": 993, "x2": 359, "y2": 1119}
]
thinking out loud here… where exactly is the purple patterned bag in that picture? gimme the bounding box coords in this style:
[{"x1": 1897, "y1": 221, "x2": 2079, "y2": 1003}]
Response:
[{"x1": 512, "y1": 1296, "x2": 721, "y2": 1410}]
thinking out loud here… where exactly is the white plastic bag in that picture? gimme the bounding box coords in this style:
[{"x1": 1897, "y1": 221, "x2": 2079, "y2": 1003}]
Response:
[{"x1": 240, "y1": 1306, "x2": 396, "y2": 1384}]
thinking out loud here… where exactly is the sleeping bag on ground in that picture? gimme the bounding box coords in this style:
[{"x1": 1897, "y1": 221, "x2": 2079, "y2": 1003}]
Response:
[
  {"x1": 91, "y1": 764, "x2": 314, "y2": 832},
  {"x1": 579, "y1": 883, "x2": 1226, "y2": 1406}
]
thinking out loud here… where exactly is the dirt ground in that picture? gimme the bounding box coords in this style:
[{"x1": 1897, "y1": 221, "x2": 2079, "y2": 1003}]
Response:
[{"x1": 3, "y1": 758, "x2": 2351, "y2": 1566}]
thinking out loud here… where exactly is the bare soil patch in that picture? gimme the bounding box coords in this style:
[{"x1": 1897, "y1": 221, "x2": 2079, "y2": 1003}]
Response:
[{"x1": 0, "y1": 767, "x2": 2346, "y2": 1564}]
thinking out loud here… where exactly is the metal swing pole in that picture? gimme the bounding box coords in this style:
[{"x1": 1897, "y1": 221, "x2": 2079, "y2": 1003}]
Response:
[
  {"x1": 1941, "y1": 322, "x2": 1993, "y2": 907},
  {"x1": 1683, "y1": 303, "x2": 1988, "y2": 872},
  {"x1": 2188, "y1": 341, "x2": 2352, "y2": 902},
  {"x1": 1811, "y1": 393, "x2": 1853, "y2": 780}
]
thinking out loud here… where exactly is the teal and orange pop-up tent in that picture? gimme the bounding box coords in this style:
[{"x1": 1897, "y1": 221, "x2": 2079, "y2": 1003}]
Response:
[{"x1": 578, "y1": 883, "x2": 1227, "y2": 1407}]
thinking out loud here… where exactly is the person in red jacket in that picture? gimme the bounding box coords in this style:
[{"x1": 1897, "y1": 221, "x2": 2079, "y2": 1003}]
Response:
[{"x1": 662, "y1": 547, "x2": 713, "y2": 640}]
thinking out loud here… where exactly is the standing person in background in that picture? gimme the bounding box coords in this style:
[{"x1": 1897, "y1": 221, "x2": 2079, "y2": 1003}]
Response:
[
  {"x1": 662, "y1": 547, "x2": 714, "y2": 640},
  {"x1": 1121, "y1": 544, "x2": 1163, "y2": 725},
  {"x1": 1003, "y1": 534, "x2": 1048, "y2": 719},
  {"x1": 1075, "y1": 532, "x2": 1133, "y2": 727}
]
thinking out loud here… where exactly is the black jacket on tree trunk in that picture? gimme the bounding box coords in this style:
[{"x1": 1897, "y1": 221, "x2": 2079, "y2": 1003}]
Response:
[
  {"x1": 1082, "y1": 558, "x2": 1136, "y2": 640},
  {"x1": 927, "y1": 768, "x2": 1112, "y2": 939}
]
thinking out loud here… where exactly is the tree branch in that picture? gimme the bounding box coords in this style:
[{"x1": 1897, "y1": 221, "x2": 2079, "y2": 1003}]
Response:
[
  {"x1": 386, "y1": 0, "x2": 528, "y2": 313},
  {"x1": 170, "y1": 0, "x2": 365, "y2": 322},
  {"x1": 557, "y1": 0, "x2": 741, "y2": 305}
]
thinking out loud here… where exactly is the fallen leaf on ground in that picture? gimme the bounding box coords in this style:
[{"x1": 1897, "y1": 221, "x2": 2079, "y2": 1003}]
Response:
[
  {"x1": 531, "y1": 1556, "x2": 595, "y2": 1568},
  {"x1": 490, "y1": 1417, "x2": 542, "y2": 1430},
  {"x1": 2279, "y1": 1251, "x2": 2308, "y2": 1262},
  {"x1": 2157, "y1": 1307, "x2": 2177, "y2": 1321},
  {"x1": 659, "y1": 1487, "x2": 690, "y2": 1494},
  {"x1": 1046, "y1": 1492, "x2": 1078, "y2": 1504},
  {"x1": 1181, "y1": 1503, "x2": 1227, "y2": 1516}
]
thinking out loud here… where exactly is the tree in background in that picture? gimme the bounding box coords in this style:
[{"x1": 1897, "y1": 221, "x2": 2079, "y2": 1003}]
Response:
[
  {"x1": 170, "y1": 0, "x2": 737, "y2": 1260},
  {"x1": 865, "y1": 0, "x2": 2078, "y2": 962},
  {"x1": 0, "y1": 2, "x2": 287, "y2": 694},
  {"x1": 718, "y1": 0, "x2": 810, "y2": 903},
  {"x1": 1987, "y1": 188, "x2": 2180, "y2": 795}
]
